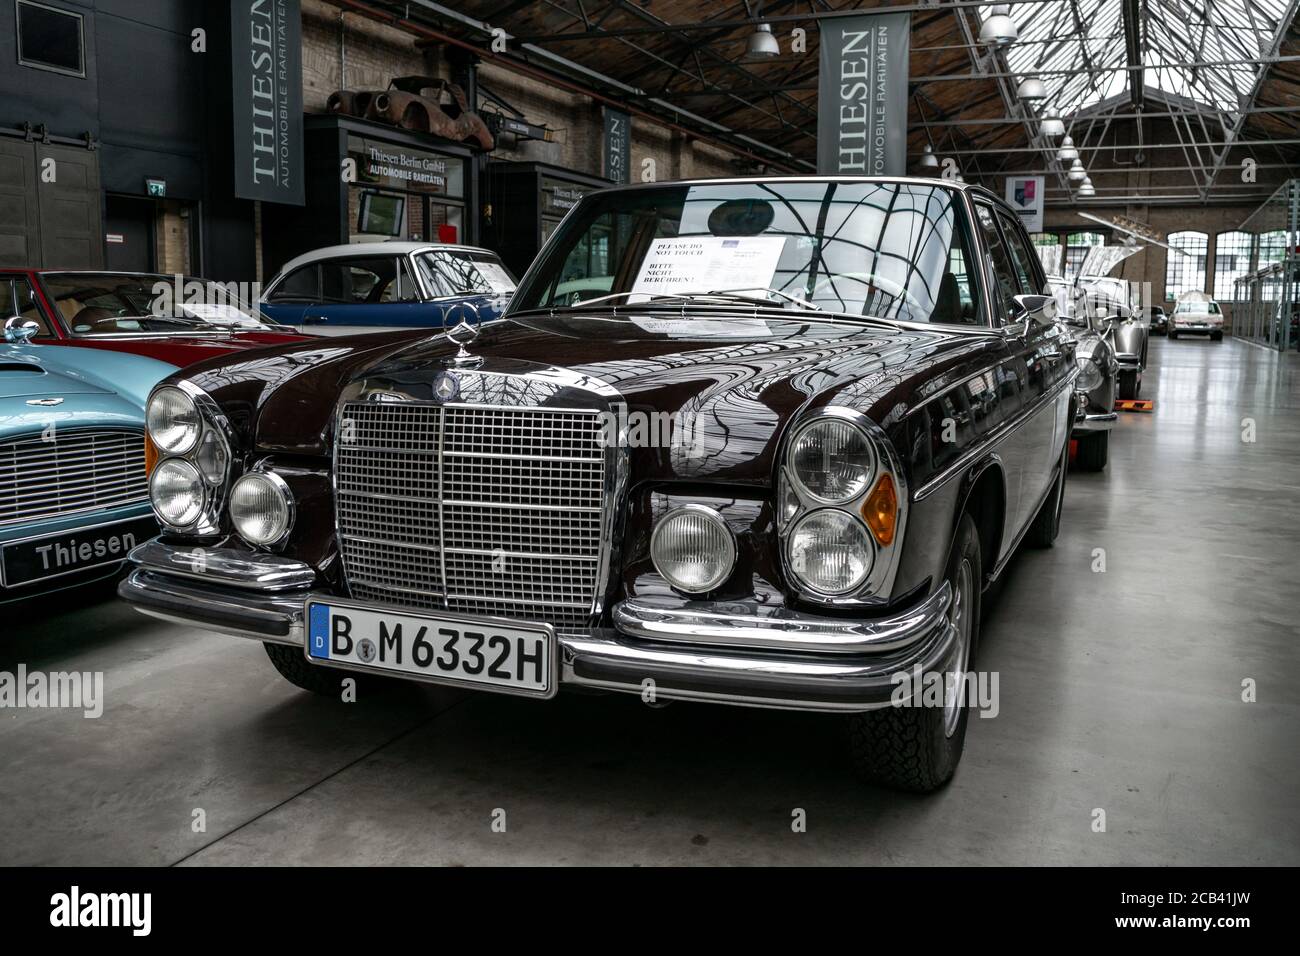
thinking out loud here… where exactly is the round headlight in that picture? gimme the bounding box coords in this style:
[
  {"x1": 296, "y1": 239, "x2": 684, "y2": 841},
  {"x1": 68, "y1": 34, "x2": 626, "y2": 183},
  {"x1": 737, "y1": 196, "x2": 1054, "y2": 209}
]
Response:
[
  {"x1": 193, "y1": 429, "x2": 229, "y2": 486},
  {"x1": 1076, "y1": 356, "x2": 1104, "y2": 392},
  {"x1": 147, "y1": 386, "x2": 201, "y2": 455},
  {"x1": 150, "y1": 458, "x2": 206, "y2": 529},
  {"x1": 790, "y1": 418, "x2": 875, "y2": 503},
  {"x1": 230, "y1": 472, "x2": 293, "y2": 547},
  {"x1": 651, "y1": 505, "x2": 736, "y2": 594},
  {"x1": 787, "y1": 509, "x2": 874, "y2": 596}
]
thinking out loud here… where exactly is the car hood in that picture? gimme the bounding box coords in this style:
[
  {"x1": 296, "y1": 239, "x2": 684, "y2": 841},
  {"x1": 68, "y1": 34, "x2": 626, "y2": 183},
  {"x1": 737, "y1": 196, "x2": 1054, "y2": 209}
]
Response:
[
  {"x1": 183, "y1": 312, "x2": 990, "y2": 484},
  {"x1": 0, "y1": 347, "x2": 172, "y2": 440}
]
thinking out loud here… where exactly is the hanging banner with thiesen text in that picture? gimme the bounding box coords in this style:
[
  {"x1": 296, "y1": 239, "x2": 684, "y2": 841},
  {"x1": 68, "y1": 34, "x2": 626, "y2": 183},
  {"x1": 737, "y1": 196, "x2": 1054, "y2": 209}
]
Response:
[
  {"x1": 231, "y1": 0, "x2": 304, "y2": 205},
  {"x1": 603, "y1": 107, "x2": 631, "y2": 184},
  {"x1": 817, "y1": 12, "x2": 911, "y2": 176}
]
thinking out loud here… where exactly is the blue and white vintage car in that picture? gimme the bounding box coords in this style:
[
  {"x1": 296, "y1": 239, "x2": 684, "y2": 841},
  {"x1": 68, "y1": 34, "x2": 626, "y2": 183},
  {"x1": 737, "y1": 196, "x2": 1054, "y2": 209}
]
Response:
[
  {"x1": 259, "y1": 242, "x2": 517, "y2": 334},
  {"x1": 1, "y1": 320, "x2": 172, "y2": 601}
]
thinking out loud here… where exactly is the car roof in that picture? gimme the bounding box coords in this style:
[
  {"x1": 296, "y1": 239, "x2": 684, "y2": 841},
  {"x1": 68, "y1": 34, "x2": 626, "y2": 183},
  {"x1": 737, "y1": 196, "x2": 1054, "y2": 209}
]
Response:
[{"x1": 273, "y1": 242, "x2": 499, "y2": 278}]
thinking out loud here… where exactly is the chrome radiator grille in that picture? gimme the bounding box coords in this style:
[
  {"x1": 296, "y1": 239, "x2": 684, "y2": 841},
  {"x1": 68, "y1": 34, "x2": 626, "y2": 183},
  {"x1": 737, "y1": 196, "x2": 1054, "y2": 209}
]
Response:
[
  {"x1": 335, "y1": 401, "x2": 608, "y2": 633},
  {"x1": 0, "y1": 429, "x2": 148, "y2": 526}
]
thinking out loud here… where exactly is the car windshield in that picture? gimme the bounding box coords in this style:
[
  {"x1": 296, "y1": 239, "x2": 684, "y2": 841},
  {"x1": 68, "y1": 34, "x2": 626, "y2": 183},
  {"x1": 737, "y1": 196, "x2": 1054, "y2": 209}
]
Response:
[
  {"x1": 509, "y1": 181, "x2": 983, "y2": 326},
  {"x1": 42, "y1": 273, "x2": 280, "y2": 335},
  {"x1": 415, "y1": 251, "x2": 517, "y2": 298}
]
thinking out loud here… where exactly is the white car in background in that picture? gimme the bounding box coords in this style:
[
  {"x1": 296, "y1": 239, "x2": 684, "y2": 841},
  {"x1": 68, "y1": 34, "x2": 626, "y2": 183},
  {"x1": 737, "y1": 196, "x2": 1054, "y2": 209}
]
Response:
[{"x1": 1169, "y1": 293, "x2": 1225, "y2": 341}]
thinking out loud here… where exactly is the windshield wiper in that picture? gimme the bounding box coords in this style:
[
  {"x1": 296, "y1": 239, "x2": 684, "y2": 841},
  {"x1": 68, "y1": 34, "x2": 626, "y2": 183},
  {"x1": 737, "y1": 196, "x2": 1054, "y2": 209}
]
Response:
[{"x1": 546, "y1": 288, "x2": 821, "y2": 313}]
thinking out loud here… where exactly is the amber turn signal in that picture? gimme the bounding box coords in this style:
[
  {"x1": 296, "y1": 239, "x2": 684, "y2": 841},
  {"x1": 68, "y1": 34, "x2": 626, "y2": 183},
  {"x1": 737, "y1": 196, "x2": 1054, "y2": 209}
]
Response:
[
  {"x1": 144, "y1": 433, "x2": 160, "y2": 478},
  {"x1": 861, "y1": 473, "x2": 897, "y2": 546}
]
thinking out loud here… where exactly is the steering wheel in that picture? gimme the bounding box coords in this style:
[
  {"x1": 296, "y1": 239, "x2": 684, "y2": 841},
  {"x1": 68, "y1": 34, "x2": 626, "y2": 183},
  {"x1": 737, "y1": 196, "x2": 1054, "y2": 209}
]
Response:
[{"x1": 810, "y1": 272, "x2": 924, "y2": 314}]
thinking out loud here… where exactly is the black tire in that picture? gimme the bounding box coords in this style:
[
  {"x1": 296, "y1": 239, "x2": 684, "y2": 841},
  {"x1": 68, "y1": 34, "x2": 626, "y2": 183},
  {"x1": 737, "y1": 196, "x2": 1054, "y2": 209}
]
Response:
[
  {"x1": 1117, "y1": 369, "x2": 1139, "y2": 400},
  {"x1": 1168, "y1": 330, "x2": 1178, "y2": 340},
  {"x1": 263, "y1": 642, "x2": 393, "y2": 697},
  {"x1": 1211, "y1": 332, "x2": 1223, "y2": 342},
  {"x1": 1074, "y1": 430, "x2": 1108, "y2": 472},
  {"x1": 847, "y1": 513, "x2": 981, "y2": 793}
]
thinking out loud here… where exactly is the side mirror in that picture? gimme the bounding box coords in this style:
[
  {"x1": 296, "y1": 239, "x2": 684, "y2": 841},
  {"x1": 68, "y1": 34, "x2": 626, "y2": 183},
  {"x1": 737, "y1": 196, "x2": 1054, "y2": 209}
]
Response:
[
  {"x1": 3, "y1": 316, "x2": 39, "y2": 344},
  {"x1": 1010, "y1": 294, "x2": 1057, "y2": 327}
]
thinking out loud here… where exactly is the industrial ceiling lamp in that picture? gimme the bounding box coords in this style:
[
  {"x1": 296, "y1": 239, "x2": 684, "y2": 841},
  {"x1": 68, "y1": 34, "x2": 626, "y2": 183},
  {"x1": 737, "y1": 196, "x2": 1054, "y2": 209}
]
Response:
[
  {"x1": 979, "y1": 5, "x2": 1019, "y2": 45},
  {"x1": 1040, "y1": 115, "x2": 1066, "y2": 137},
  {"x1": 1017, "y1": 77, "x2": 1047, "y2": 101},
  {"x1": 918, "y1": 144, "x2": 939, "y2": 169},
  {"x1": 1079, "y1": 178, "x2": 1095, "y2": 197},
  {"x1": 1068, "y1": 159, "x2": 1087, "y2": 182},
  {"x1": 746, "y1": 22, "x2": 780, "y2": 57},
  {"x1": 1057, "y1": 135, "x2": 1079, "y2": 162}
]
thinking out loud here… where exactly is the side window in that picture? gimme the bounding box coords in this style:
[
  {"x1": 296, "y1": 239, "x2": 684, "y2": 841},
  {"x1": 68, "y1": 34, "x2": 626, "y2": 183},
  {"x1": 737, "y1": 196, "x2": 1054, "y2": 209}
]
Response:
[
  {"x1": 270, "y1": 266, "x2": 319, "y2": 303},
  {"x1": 320, "y1": 263, "x2": 350, "y2": 304},
  {"x1": 975, "y1": 204, "x2": 1020, "y2": 317},
  {"x1": 394, "y1": 259, "x2": 420, "y2": 302},
  {"x1": 998, "y1": 212, "x2": 1043, "y2": 297}
]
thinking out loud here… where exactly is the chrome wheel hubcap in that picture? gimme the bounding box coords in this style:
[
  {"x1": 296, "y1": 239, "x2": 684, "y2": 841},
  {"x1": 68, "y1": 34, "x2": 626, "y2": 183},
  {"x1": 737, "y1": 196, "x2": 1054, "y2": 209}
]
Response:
[{"x1": 942, "y1": 558, "x2": 974, "y2": 738}]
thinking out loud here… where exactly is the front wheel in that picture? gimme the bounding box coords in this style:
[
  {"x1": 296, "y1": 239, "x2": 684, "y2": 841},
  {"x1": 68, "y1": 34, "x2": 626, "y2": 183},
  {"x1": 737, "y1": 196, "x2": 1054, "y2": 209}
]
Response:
[
  {"x1": 846, "y1": 513, "x2": 981, "y2": 792},
  {"x1": 263, "y1": 642, "x2": 395, "y2": 697}
]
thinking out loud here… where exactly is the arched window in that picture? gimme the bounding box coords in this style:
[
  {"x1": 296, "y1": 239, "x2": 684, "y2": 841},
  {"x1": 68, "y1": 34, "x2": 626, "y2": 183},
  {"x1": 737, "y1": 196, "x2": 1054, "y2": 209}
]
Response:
[
  {"x1": 1065, "y1": 231, "x2": 1104, "y2": 279},
  {"x1": 1213, "y1": 231, "x2": 1253, "y2": 300},
  {"x1": 1165, "y1": 231, "x2": 1208, "y2": 300}
]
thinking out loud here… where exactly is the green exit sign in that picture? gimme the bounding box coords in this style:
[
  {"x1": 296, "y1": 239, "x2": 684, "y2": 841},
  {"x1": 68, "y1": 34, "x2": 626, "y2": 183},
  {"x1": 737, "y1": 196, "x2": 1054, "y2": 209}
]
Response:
[{"x1": 146, "y1": 178, "x2": 167, "y2": 198}]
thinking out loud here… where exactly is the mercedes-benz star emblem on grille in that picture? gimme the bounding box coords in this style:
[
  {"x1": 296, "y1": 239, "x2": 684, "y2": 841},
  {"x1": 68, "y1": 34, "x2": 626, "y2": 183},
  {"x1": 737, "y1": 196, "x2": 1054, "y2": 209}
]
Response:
[
  {"x1": 443, "y1": 301, "x2": 483, "y2": 367},
  {"x1": 26, "y1": 397, "x2": 64, "y2": 406},
  {"x1": 433, "y1": 372, "x2": 459, "y2": 402},
  {"x1": 357, "y1": 639, "x2": 377, "y2": 663}
]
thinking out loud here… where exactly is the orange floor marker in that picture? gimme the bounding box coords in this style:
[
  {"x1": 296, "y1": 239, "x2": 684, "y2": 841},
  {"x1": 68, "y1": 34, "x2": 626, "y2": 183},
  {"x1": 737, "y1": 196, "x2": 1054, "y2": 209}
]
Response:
[{"x1": 1116, "y1": 399, "x2": 1154, "y2": 412}]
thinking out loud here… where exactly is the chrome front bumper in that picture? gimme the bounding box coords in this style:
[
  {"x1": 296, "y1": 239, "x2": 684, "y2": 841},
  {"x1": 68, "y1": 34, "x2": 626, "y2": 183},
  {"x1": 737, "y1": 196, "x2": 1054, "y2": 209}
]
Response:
[
  {"x1": 119, "y1": 540, "x2": 957, "y2": 713},
  {"x1": 1073, "y1": 409, "x2": 1117, "y2": 432}
]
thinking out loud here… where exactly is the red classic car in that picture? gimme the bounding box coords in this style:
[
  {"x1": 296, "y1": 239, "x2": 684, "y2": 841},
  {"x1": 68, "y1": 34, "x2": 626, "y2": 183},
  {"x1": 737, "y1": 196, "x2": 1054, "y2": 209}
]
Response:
[{"x1": 1, "y1": 270, "x2": 309, "y2": 368}]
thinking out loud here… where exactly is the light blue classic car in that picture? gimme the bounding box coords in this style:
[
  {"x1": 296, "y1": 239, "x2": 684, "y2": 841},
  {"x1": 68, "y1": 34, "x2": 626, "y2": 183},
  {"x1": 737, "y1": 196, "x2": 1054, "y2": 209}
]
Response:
[{"x1": 1, "y1": 321, "x2": 174, "y2": 601}]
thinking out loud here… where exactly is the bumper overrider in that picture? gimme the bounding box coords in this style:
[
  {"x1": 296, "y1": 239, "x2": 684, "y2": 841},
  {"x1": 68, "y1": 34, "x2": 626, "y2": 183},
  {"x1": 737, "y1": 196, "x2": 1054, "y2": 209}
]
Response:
[
  {"x1": 1073, "y1": 407, "x2": 1117, "y2": 433},
  {"x1": 119, "y1": 539, "x2": 958, "y2": 713}
]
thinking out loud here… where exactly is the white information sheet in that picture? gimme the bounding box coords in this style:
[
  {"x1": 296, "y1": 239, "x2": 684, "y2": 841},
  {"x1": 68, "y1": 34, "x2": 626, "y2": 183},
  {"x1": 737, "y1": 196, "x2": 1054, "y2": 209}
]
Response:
[{"x1": 631, "y1": 236, "x2": 787, "y2": 299}]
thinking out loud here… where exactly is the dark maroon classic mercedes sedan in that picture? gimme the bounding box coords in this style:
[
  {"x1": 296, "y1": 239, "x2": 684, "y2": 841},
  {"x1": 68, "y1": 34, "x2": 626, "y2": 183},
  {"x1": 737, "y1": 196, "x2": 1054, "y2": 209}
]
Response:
[{"x1": 118, "y1": 177, "x2": 1076, "y2": 792}]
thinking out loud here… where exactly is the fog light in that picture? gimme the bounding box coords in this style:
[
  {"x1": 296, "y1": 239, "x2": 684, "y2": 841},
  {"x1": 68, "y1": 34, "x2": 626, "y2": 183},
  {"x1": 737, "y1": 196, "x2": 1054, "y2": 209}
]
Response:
[
  {"x1": 230, "y1": 472, "x2": 293, "y2": 547},
  {"x1": 651, "y1": 505, "x2": 736, "y2": 594},
  {"x1": 788, "y1": 509, "x2": 873, "y2": 595},
  {"x1": 147, "y1": 386, "x2": 201, "y2": 455},
  {"x1": 151, "y1": 458, "x2": 206, "y2": 529}
]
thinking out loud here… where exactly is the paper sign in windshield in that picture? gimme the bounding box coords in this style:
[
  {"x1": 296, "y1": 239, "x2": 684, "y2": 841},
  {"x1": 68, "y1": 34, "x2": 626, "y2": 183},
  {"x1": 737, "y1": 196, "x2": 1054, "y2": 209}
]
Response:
[{"x1": 631, "y1": 236, "x2": 786, "y2": 299}]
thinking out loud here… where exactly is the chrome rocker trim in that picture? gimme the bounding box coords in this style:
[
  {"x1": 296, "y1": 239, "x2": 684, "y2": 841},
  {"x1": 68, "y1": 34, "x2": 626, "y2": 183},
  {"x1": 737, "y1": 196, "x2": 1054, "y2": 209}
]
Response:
[{"x1": 119, "y1": 541, "x2": 957, "y2": 713}]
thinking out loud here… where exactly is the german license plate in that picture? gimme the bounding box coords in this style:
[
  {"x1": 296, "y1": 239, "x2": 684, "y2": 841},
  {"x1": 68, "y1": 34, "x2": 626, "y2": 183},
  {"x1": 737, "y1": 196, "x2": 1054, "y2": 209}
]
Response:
[{"x1": 304, "y1": 599, "x2": 555, "y2": 698}]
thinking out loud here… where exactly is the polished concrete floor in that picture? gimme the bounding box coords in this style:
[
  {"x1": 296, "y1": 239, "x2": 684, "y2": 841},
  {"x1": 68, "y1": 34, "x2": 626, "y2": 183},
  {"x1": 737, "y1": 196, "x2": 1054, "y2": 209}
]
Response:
[{"x1": 2, "y1": 336, "x2": 1297, "y2": 866}]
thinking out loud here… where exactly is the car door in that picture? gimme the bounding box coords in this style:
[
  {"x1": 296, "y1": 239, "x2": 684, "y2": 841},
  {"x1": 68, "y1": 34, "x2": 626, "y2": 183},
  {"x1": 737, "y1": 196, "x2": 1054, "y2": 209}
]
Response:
[
  {"x1": 972, "y1": 201, "x2": 1056, "y2": 534},
  {"x1": 307, "y1": 256, "x2": 432, "y2": 331},
  {"x1": 995, "y1": 205, "x2": 1072, "y2": 525}
]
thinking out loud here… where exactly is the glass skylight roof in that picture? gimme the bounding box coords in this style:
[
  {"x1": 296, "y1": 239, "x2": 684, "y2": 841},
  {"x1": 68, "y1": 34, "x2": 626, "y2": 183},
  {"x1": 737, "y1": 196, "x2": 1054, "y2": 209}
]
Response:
[{"x1": 982, "y1": 0, "x2": 1292, "y2": 120}]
